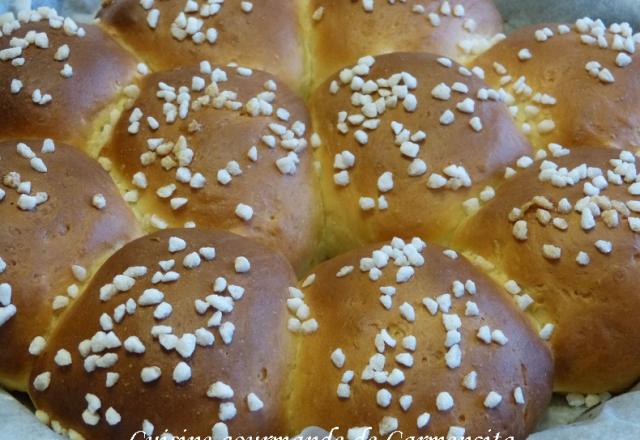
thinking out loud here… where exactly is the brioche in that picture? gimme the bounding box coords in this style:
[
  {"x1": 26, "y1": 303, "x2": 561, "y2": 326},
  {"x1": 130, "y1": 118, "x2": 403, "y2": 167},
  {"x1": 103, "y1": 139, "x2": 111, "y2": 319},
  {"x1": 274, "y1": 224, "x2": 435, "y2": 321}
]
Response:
[
  {"x1": 97, "y1": 0, "x2": 306, "y2": 93},
  {"x1": 312, "y1": 51, "x2": 531, "y2": 256},
  {"x1": 1, "y1": 3, "x2": 639, "y2": 438},
  {"x1": 288, "y1": 237, "x2": 553, "y2": 438},
  {"x1": 474, "y1": 19, "x2": 640, "y2": 150},
  {"x1": 454, "y1": 146, "x2": 640, "y2": 393},
  {"x1": 0, "y1": 139, "x2": 139, "y2": 391},
  {"x1": 29, "y1": 228, "x2": 296, "y2": 439},
  {"x1": 0, "y1": 10, "x2": 138, "y2": 155},
  {"x1": 100, "y1": 63, "x2": 321, "y2": 274},
  {"x1": 306, "y1": 0, "x2": 505, "y2": 88}
]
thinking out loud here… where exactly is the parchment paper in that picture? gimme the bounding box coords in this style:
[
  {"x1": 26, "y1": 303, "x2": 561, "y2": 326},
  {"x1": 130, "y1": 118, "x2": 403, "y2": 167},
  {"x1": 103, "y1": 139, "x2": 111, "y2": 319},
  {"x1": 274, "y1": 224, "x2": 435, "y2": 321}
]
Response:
[{"x1": 1, "y1": 0, "x2": 640, "y2": 439}]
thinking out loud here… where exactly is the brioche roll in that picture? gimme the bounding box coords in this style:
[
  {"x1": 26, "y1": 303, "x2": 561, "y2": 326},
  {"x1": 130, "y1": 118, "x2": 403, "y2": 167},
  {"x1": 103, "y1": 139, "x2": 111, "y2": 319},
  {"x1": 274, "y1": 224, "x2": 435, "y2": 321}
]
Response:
[
  {"x1": 306, "y1": 0, "x2": 504, "y2": 88},
  {"x1": 454, "y1": 147, "x2": 640, "y2": 393},
  {"x1": 0, "y1": 139, "x2": 139, "y2": 391},
  {"x1": 288, "y1": 238, "x2": 552, "y2": 438},
  {"x1": 474, "y1": 19, "x2": 640, "y2": 150},
  {"x1": 29, "y1": 228, "x2": 296, "y2": 439},
  {"x1": 100, "y1": 63, "x2": 321, "y2": 274},
  {"x1": 312, "y1": 52, "x2": 531, "y2": 257},
  {"x1": 98, "y1": 0, "x2": 306, "y2": 93},
  {"x1": 0, "y1": 9, "x2": 137, "y2": 155}
]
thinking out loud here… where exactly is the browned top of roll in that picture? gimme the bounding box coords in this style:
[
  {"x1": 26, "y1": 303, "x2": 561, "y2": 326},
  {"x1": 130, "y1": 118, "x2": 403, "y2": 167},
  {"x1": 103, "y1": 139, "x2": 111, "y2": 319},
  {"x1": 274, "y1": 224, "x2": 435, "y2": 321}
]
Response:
[
  {"x1": 0, "y1": 12, "x2": 137, "y2": 149},
  {"x1": 312, "y1": 52, "x2": 531, "y2": 255},
  {"x1": 474, "y1": 20, "x2": 640, "y2": 150},
  {"x1": 454, "y1": 147, "x2": 640, "y2": 393},
  {"x1": 0, "y1": 139, "x2": 139, "y2": 391},
  {"x1": 29, "y1": 228, "x2": 296, "y2": 439},
  {"x1": 98, "y1": 0, "x2": 305, "y2": 93},
  {"x1": 100, "y1": 63, "x2": 321, "y2": 274},
  {"x1": 307, "y1": 0, "x2": 503, "y2": 87},
  {"x1": 288, "y1": 238, "x2": 552, "y2": 438}
]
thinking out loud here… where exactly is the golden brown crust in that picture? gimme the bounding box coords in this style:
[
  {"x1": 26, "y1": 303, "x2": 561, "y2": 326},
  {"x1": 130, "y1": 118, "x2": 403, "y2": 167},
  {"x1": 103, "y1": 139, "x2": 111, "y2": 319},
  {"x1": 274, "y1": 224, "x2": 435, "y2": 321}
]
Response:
[
  {"x1": 288, "y1": 239, "x2": 553, "y2": 438},
  {"x1": 474, "y1": 21, "x2": 640, "y2": 150},
  {"x1": 312, "y1": 52, "x2": 531, "y2": 257},
  {"x1": 307, "y1": 0, "x2": 503, "y2": 87},
  {"x1": 0, "y1": 139, "x2": 140, "y2": 391},
  {"x1": 98, "y1": 0, "x2": 306, "y2": 93},
  {"x1": 0, "y1": 19, "x2": 137, "y2": 151},
  {"x1": 100, "y1": 64, "x2": 321, "y2": 274},
  {"x1": 29, "y1": 228, "x2": 296, "y2": 438},
  {"x1": 454, "y1": 147, "x2": 640, "y2": 393}
]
